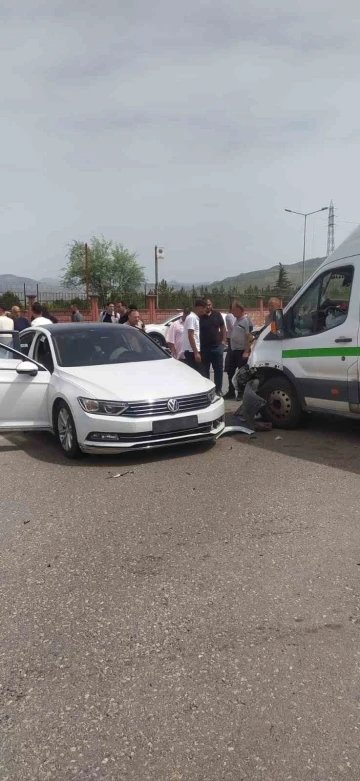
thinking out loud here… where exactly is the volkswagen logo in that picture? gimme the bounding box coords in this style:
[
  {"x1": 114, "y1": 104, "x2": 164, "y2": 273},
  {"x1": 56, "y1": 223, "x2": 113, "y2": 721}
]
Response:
[{"x1": 167, "y1": 398, "x2": 180, "y2": 413}]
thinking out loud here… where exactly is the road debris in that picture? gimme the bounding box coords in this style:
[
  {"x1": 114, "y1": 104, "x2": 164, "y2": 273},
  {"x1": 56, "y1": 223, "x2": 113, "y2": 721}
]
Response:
[{"x1": 107, "y1": 470, "x2": 135, "y2": 479}]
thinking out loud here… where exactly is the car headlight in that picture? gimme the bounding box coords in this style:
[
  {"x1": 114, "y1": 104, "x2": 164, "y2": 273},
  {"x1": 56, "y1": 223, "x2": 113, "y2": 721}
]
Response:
[
  {"x1": 208, "y1": 387, "x2": 217, "y2": 404},
  {"x1": 78, "y1": 398, "x2": 128, "y2": 415}
]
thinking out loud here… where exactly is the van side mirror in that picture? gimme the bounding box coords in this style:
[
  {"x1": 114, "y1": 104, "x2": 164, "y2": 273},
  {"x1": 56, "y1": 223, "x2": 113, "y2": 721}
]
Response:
[{"x1": 271, "y1": 309, "x2": 285, "y2": 339}]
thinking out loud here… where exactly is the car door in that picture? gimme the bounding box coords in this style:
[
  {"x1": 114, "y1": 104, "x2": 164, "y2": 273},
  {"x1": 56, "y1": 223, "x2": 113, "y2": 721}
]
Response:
[
  {"x1": 282, "y1": 264, "x2": 356, "y2": 412},
  {"x1": 0, "y1": 343, "x2": 51, "y2": 430}
]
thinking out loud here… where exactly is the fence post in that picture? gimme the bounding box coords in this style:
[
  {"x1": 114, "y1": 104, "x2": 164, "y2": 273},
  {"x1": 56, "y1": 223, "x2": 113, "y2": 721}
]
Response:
[
  {"x1": 90, "y1": 295, "x2": 99, "y2": 322},
  {"x1": 146, "y1": 294, "x2": 156, "y2": 324},
  {"x1": 26, "y1": 295, "x2": 36, "y2": 321},
  {"x1": 258, "y1": 297, "x2": 264, "y2": 320}
]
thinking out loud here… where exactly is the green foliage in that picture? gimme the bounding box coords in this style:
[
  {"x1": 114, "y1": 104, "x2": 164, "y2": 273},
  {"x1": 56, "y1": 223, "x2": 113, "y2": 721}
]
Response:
[
  {"x1": 0, "y1": 291, "x2": 22, "y2": 310},
  {"x1": 62, "y1": 237, "x2": 145, "y2": 306},
  {"x1": 272, "y1": 263, "x2": 293, "y2": 296}
]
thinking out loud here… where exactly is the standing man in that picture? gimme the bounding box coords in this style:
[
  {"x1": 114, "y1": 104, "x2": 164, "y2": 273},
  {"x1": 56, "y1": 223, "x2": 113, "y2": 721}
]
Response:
[
  {"x1": 11, "y1": 305, "x2": 30, "y2": 331},
  {"x1": 182, "y1": 299, "x2": 207, "y2": 373},
  {"x1": 116, "y1": 301, "x2": 129, "y2": 323},
  {"x1": 225, "y1": 305, "x2": 235, "y2": 395},
  {"x1": 224, "y1": 301, "x2": 250, "y2": 399},
  {"x1": 167, "y1": 309, "x2": 190, "y2": 361},
  {"x1": 200, "y1": 299, "x2": 226, "y2": 394},
  {"x1": 99, "y1": 302, "x2": 119, "y2": 323},
  {"x1": 0, "y1": 303, "x2": 14, "y2": 332},
  {"x1": 264, "y1": 297, "x2": 282, "y2": 326},
  {"x1": 31, "y1": 302, "x2": 52, "y2": 325},
  {"x1": 70, "y1": 303, "x2": 84, "y2": 322}
]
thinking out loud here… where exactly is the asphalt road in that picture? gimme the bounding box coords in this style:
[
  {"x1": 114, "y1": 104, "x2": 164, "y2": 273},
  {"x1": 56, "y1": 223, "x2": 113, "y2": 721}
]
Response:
[{"x1": 2, "y1": 409, "x2": 360, "y2": 780}]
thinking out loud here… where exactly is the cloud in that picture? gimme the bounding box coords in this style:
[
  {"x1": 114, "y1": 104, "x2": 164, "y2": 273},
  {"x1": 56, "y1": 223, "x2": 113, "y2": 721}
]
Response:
[{"x1": 0, "y1": 0, "x2": 359, "y2": 282}]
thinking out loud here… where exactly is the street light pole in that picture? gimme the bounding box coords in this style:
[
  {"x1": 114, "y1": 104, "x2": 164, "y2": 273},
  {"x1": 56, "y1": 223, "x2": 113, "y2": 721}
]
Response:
[
  {"x1": 285, "y1": 207, "x2": 328, "y2": 286},
  {"x1": 154, "y1": 245, "x2": 158, "y2": 308},
  {"x1": 302, "y1": 214, "x2": 307, "y2": 288},
  {"x1": 84, "y1": 242, "x2": 89, "y2": 302}
]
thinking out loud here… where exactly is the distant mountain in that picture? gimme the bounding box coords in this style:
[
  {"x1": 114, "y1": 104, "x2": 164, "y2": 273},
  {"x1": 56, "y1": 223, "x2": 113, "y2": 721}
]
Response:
[
  {"x1": 211, "y1": 257, "x2": 325, "y2": 290},
  {"x1": 0, "y1": 274, "x2": 68, "y2": 293}
]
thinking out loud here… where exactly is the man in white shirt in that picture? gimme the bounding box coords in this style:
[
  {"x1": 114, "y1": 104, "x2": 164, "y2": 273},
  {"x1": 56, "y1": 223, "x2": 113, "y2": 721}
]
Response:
[
  {"x1": 0, "y1": 304, "x2": 14, "y2": 333},
  {"x1": 0, "y1": 305, "x2": 14, "y2": 349},
  {"x1": 167, "y1": 309, "x2": 190, "y2": 360},
  {"x1": 31, "y1": 302, "x2": 52, "y2": 325},
  {"x1": 182, "y1": 299, "x2": 207, "y2": 372}
]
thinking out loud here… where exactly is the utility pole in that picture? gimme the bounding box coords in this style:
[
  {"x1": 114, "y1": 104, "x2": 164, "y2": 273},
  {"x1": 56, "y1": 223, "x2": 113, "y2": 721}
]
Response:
[
  {"x1": 85, "y1": 242, "x2": 89, "y2": 302},
  {"x1": 154, "y1": 245, "x2": 158, "y2": 308},
  {"x1": 327, "y1": 200, "x2": 335, "y2": 256}
]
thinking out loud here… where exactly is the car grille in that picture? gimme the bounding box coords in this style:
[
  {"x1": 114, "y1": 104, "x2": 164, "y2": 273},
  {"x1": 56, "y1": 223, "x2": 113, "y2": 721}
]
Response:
[
  {"x1": 124, "y1": 392, "x2": 211, "y2": 418},
  {"x1": 114, "y1": 424, "x2": 213, "y2": 442}
]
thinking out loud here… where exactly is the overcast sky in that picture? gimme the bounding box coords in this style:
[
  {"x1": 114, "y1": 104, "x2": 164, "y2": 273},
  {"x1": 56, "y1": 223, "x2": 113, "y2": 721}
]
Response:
[{"x1": 0, "y1": 0, "x2": 359, "y2": 284}]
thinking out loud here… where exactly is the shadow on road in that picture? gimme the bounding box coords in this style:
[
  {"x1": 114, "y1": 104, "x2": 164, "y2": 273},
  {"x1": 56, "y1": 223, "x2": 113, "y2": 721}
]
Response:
[
  {"x1": 3, "y1": 410, "x2": 360, "y2": 475},
  {"x1": 0, "y1": 430, "x2": 216, "y2": 469},
  {"x1": 225, "y1": 406, "x2": 360, "y2": 476}
]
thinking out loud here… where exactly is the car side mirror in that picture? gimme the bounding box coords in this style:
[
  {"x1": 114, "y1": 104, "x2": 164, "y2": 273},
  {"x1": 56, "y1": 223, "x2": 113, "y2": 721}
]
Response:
[
  {"x1": 271, "y1": 309, "x2": 285, "y2": 339},
  {"x1": 16, "y1": 361, "x2": 38, "y2": 376}
]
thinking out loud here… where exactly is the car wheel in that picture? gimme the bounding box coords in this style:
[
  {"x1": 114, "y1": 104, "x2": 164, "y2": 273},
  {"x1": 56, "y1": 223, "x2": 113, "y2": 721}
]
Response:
[
  {"x1": 56, "y1": 402, "x2": 83, "y2": 458},
  {"x1": 260, "y1": 376, "x2": 302, "y2": 429},
  {"x1": 148, "y1": 332, "x2": 166, "y2": 347}
]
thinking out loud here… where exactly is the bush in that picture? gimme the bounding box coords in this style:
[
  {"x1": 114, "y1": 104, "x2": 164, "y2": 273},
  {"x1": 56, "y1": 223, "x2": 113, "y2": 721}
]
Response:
[{"x1": 0, "y1": 291, "x2": 22, "y2": 310}]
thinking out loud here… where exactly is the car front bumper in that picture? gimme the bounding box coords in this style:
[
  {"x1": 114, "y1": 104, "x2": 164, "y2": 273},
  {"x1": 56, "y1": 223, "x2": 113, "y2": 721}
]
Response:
[{"x1": 76, "y1": 397, "x2": 225, "y2": 454}]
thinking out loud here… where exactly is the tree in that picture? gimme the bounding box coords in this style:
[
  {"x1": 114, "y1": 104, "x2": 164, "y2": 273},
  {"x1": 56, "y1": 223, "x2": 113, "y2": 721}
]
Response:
[
  {"x1": 62, "y1": 237, "x2": 145, "y2": 305},
  {"x1": 0, "y1": 291, "x2": 22, "y2": 310},
  {"x1": 273, "y1": 263, "x2": 292, "y2": 296}
]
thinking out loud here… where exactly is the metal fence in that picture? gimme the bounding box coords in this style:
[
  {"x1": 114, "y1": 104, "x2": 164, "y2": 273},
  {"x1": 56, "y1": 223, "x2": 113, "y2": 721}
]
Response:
[{"x1": 0, "y1": 286, "x2": 294, "y2": 312}]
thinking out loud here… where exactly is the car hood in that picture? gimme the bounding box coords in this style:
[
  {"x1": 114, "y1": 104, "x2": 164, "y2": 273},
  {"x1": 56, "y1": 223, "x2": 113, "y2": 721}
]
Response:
[{"x1": 57, "y1": 359, "x2": 214, "y2": 401}]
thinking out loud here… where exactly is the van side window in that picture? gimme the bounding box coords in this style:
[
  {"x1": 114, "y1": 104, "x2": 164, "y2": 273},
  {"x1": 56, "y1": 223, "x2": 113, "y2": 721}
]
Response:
[{"x1": 287, "y1": 266, "x2": 354, "y2": 338}]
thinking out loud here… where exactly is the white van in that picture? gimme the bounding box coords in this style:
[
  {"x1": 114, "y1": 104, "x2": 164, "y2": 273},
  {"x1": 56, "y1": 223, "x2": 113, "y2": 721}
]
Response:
[{"x1": 249, "y1": 225, "x2": 360, "y2": 429}]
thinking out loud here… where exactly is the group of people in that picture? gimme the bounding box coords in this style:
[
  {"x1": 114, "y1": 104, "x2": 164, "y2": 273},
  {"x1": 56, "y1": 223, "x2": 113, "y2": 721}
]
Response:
[
  {"x1": 98, "y1": 301, "x2": 145, "y2": 330},
  {"x1": 0, "y1": 299, "x2": 146, "y2": 334},
  {"x1": 166, "y1": 296, "x2": 282, "y2": 397},
  {"x1": 0, "y1": 301, "x2": 61, "y2": 333},
  {"x1": 166, "y1": 298, "x2": 249, "y2": 397}
]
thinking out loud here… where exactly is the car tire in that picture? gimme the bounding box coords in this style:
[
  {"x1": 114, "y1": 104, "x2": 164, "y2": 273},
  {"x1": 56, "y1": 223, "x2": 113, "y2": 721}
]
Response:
[
  {"x1": 259, "y1": 376, "x2": 302, "y2": 429},
  {"x1": 148, "y1": 332, "x2": 166, "y2": 347},
  {"x1": 55, "y1": 401, "x2": 83, "y2": 459}
]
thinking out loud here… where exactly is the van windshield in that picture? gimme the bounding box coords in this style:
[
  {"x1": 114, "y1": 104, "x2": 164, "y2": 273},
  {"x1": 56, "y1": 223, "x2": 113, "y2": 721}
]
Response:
[{"x1": 287, "y1": 265, "x2": 354, "y2": 338}]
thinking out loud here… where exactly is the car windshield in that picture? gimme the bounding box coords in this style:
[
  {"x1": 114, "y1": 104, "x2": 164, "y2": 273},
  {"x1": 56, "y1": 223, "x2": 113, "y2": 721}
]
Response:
[{"x1": 52, "y1": 326, "x2": 168, "y2": 367}]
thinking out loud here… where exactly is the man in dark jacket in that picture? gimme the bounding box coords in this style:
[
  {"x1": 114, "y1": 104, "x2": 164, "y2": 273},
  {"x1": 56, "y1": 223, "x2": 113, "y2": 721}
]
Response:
[
  {"x1": 200, "y1": 299, "x2": 226, "y2": 395},
  {"x1": 11, "y1": 306, "x2": 30, "y2": 331}
]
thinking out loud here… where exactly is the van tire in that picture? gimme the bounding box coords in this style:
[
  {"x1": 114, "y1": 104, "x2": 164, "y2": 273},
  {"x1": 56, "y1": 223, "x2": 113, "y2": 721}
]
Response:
[{"x1": 260, "y1": 376, "x2": 302, "y2": 429}]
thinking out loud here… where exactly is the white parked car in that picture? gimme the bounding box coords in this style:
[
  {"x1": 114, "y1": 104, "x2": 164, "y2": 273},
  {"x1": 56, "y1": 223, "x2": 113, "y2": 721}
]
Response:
[
  {"x1": 146, "y1": 311, "x2": 227, "y2": 346},
  {"x1": 0, "y1": 323, "x2": 225, "y2": 458}
]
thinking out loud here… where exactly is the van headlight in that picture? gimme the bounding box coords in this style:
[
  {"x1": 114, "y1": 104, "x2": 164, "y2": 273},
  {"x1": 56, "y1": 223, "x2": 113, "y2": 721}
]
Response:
[
  {"x1": 208, "y1": 388, "x2": 217, "y2": 404},
  {"x1": 78, "y1": 398, "x2": 128, "y2": 415}
]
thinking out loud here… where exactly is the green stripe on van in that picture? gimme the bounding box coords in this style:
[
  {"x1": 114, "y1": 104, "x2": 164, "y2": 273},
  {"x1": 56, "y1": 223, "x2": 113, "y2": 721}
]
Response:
[{"x1": 282, "y1": 347, "x2": 360, "y2": 358}]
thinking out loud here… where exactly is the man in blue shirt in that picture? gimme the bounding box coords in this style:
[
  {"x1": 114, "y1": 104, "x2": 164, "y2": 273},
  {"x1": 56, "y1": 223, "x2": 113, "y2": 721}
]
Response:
[{"x1": 11, "y1": 306, "x2": 30, "y2": 332}]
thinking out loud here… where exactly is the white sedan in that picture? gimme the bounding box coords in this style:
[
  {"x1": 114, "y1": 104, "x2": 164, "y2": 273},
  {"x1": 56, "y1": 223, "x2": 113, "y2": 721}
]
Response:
[{"x1": 0, "y1": 323, "x2": 225, "y2": 458}]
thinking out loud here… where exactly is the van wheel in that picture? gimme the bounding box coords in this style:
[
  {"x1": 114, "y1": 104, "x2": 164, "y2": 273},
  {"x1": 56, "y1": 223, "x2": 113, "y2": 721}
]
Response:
[{"x1": 260, "y1": 377, "x2": 302, "y2": 429}]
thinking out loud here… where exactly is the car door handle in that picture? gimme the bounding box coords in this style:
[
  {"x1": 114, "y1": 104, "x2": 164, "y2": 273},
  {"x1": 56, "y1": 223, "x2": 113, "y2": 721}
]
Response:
[{"x1": 334, "y1": 337, "x2": 352, "y2": 343}]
